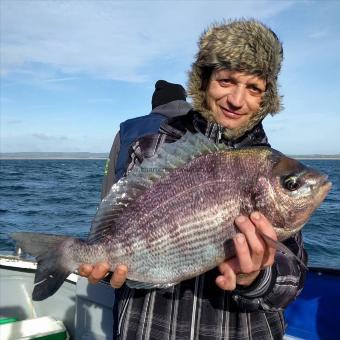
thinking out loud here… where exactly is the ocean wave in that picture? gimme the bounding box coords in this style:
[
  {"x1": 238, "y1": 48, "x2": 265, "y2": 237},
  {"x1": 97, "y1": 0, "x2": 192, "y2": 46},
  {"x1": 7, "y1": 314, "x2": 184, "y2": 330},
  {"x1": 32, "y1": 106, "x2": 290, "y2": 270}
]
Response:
[{"x1": 0, "y1": 185, "x2": 27, "y2": 190}]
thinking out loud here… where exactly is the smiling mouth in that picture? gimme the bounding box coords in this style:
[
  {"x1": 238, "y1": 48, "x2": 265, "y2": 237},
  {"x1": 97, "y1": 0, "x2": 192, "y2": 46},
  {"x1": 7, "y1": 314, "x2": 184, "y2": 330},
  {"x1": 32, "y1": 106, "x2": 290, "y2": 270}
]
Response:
[{"x1": 220, "y1": 106, "x2": 245, "y2": 119}]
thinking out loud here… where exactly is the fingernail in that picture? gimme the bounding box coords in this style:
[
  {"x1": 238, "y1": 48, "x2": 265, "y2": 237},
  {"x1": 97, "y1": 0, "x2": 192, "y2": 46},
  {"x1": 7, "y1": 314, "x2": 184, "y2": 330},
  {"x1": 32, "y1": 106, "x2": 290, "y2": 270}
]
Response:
[
  {"x1": 236, "y1": 216, "x2": 246, "y2": 223},
  {"x1": 216, "y1": 276, "x2": 225, "y2": 285},
  {"x1": 252, "y1": 212, "x2": 260, "y2": 220},
  {"x1": 98, "y1": 264, "x2": 106, "y2": 271},
  {"x1": 236, "y1": 234, "x2": 245, "y2": 244},
  {"x1": 117, "y1": 268, "x2": 127, "y2": 275}
]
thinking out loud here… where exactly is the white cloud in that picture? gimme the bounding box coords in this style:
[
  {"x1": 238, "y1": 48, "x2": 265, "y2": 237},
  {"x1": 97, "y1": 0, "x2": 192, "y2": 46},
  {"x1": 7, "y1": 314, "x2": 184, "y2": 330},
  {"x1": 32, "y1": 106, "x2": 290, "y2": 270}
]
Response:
[
  {"x1": 5, "y1": 119, "x2": 22, "y2": 125},
  {"x1": 44, "y1": 77, "x2": 79, "y2": 83},
  {"x1": 0, "y1": 132, "x2": 115, "y2": 152},
  {"x1": 87, "y1": 98, "x2": 114, "y2": 104},
  {"x1": 1, "y1": 0, "x2": 293, "y2": 82},
  {"x1": 32, "y1": 133, "x2": 70, "y2": 141},
  {"x1": 309, "y1": 29, "x2": 329, "y2": 39}
]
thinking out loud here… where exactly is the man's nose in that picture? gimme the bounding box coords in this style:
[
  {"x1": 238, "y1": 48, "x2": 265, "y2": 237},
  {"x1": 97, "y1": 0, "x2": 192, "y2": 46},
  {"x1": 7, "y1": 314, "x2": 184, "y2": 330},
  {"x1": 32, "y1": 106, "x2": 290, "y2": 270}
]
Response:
[{"x1": 227, "y1": 85, "x2": 245, "y2": 109}]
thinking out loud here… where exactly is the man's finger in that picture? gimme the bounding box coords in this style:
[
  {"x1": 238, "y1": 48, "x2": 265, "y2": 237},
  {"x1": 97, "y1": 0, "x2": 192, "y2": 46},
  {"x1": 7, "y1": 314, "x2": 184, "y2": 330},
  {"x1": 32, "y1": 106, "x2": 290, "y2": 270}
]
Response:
[
  {"x1": 250, "y1": 212, "x2": 277, "y2": 240},
  {"x1": 250, "y1": 212, "x2": 277, "y2": 267},
  {"x1": 78, "y1": 264, "x2": 93, "y2": 277},
  {"x1": 88, "y1": 262, "x2": 110, "y2": 284},
  {"x1": 233, "y1": 233, "x2": 254, "y2": 273},
  {"x1": 110, "y1": 265, "x2": 128, "y2": 289},
  {"x1": 261, "y1": 243, "x2": 276, "y2": 267},
  {"x1": 218, "y1": 257, "x2": 240, "y2": 275},
  {"x1": 216, "y1": 261, "x2": 237, "y2": 291},
  {"x1": 235, "y1": 215, "x2": 265, "y2": 268}
]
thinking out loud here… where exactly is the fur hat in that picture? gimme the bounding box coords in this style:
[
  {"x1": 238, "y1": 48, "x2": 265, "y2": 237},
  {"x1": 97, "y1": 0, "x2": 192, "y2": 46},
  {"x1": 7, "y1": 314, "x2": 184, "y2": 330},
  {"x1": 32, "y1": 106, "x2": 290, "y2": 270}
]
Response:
[{"x1": 188, "y1": 19, "x2": 283, "y2": 139}]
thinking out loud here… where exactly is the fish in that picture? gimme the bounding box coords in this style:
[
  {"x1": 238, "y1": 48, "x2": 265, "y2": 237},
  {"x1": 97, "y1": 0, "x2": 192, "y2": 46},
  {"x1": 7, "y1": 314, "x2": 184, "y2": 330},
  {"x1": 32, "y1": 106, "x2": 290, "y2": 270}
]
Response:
[{"x1": 11, "y1": 132, "x2": 331, "y2": 301}]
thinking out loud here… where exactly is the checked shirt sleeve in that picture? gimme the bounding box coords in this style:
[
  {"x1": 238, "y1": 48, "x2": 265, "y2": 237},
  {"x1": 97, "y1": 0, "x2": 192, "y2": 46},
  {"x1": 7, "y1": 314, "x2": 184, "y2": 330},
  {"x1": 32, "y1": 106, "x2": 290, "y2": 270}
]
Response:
[{"x1": 232, "y1": 231, "x2": 307, "y2": 311}]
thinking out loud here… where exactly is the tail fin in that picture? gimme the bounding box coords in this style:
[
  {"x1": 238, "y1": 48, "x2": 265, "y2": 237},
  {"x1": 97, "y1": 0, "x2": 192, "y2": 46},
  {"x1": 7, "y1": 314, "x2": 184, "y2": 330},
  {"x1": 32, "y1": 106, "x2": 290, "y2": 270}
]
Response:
[{"x1": 11, "y1": 232, "x2": 73, "y2": 301}]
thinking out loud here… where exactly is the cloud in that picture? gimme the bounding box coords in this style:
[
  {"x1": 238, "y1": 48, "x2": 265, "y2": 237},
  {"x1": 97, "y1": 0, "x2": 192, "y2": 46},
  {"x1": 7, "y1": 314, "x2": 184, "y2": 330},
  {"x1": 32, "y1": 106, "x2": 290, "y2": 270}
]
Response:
[
  {"x1": 1, "y1": 132, "x2": 114, "y2": 152},
  {"x1": 32, "y1": 133, "x2": 69, "y2": 141},
  {"x1": 1, "y1": 0, "x2": 293, "y2": 82},
  {"x1": 44, "y1": 77, "x2": 79, "y2": 83},
  {"x1": 309, "y1": 29, "x2": 329, "y2": 39},
  {"x1": 6, "y1": 119, "x2": 22, "y2": 125},
  {"x1": 87, "y1": 98, "x2": 114, "y2": 104}
]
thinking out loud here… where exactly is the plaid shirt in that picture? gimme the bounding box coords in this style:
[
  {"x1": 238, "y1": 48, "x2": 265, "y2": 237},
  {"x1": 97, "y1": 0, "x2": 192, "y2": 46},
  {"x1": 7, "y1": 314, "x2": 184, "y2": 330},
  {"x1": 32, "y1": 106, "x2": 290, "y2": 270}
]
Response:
[
  {"x1": 105, "y1": 112, "x2": 307, "y2": 340},
  {"x1": 116, "y1": 233, "x2": 306, "y2": 340}
]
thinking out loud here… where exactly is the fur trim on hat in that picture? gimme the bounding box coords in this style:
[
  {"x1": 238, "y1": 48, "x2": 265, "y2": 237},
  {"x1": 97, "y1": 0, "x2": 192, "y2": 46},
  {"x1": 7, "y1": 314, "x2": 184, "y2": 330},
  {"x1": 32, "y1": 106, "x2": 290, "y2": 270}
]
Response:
[{"x1": 187, "y1": 19, "x2": 283, "y2": 139}]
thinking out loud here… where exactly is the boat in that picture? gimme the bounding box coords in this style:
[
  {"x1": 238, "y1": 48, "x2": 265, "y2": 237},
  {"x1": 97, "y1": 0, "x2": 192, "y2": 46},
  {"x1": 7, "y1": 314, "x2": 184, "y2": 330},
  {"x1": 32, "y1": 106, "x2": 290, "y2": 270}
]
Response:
[
  {"x1": 0, "y1": 250, "x2": 339, "y2": 339},
  {"x1": 0, "y1": 251, "x2": 115, "y2": 339},
  {"x1": 285, "y1": 266, "x2": 340, "y2": 340}
]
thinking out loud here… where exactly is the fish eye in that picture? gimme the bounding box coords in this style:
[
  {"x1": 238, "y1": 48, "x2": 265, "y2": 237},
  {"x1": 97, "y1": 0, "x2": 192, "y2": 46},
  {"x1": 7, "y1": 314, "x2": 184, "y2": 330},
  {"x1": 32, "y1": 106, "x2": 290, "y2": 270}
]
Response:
[{"x1": 282, "y1": 175, "x2": 301, "y2": 191}]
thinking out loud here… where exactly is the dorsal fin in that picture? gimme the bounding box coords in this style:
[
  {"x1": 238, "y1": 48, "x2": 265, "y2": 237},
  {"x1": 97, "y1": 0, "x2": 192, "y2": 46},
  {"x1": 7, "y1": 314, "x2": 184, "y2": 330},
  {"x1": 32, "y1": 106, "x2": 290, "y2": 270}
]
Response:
[{"x1": 89, "y1": 132, "x2": 228, "y2": 241}]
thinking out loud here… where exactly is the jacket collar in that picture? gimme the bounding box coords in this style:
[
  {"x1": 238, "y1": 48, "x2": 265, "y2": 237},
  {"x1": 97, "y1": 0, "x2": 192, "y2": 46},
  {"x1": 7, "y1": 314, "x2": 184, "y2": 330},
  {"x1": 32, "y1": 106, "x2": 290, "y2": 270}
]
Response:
[
  {"x1": 192, "y1": 111, "x2": 270, "y2": 148},
  {"x1": 151, "y1": 100, "x2": 192, "y2": 118}
]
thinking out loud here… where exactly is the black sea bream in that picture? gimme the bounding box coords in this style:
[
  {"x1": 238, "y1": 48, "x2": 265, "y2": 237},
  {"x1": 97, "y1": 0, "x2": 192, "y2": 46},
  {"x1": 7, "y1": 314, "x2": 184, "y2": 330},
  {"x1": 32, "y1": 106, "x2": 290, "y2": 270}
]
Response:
[{"x1": 12, "y1": 132, "x2": 331, "y2": 300}]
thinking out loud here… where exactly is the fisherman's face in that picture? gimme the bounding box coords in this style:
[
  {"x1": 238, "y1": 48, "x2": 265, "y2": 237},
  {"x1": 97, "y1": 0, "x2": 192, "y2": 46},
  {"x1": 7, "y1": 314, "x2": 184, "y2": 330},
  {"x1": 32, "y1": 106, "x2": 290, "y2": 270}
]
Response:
[{"x1": 206, "y1": 69, "x2": 266, "y2": 130}]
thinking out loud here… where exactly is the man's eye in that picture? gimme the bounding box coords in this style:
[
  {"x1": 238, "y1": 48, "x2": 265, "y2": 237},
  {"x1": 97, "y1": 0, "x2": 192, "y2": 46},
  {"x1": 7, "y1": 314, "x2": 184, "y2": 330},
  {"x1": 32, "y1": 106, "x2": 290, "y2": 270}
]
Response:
[
  {"x1": 248, "y1": 85, "x2": 263, "y2": 95},
  {"x1": 218, "y1": 79, "x2": 232, "y2": 86}
]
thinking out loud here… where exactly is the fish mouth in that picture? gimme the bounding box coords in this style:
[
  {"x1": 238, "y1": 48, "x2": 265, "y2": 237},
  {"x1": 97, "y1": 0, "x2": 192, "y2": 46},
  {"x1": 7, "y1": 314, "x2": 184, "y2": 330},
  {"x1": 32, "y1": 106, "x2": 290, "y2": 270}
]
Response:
[
  {"x1": 317, "y1": 176, "x2": 332, "y2": 196},
  {"x1": 310, "y1": 175, "x2": 332, "y2": 212},
  {"x1": 321, "y1": 179, "x2": 332, "y2": 190}
]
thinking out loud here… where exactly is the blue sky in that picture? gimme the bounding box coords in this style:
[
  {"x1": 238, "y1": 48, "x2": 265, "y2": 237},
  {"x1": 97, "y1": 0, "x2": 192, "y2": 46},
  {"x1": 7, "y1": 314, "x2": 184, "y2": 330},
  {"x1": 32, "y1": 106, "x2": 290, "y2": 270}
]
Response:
[{"x1": 1, "y1": 0, "x2": 339, "y2": 154}]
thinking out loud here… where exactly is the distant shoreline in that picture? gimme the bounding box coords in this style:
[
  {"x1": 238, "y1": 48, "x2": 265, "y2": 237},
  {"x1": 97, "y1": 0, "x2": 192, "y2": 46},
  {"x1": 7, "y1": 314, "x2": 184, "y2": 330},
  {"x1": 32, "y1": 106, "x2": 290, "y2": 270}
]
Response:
[
  {"x1": 0, "y1": 152, "x2": 108, "y2": 160},
  {"x1": 0, "y1": 157, "x2": 107, "y2": 160},
  {"x1": 294, "y1": 157, "x2": 340, "y2": 160}
]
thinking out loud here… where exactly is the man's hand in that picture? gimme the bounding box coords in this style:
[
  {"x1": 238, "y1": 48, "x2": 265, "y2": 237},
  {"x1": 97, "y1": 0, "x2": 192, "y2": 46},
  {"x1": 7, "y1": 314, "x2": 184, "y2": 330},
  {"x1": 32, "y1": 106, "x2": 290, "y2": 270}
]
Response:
[
  {"x1": 216, "y1": 211, "x2": 277, "y2": 291},
  {"x1": 78, "y1": 262, "x2": 128, "y2": 288}
]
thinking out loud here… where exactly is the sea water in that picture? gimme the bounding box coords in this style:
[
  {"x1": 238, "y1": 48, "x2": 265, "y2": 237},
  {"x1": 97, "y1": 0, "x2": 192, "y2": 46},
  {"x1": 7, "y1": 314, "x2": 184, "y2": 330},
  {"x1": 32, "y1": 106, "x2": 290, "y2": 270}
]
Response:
[{"x1": 0, "y1": 159, "x2": 339, "y2": 269}]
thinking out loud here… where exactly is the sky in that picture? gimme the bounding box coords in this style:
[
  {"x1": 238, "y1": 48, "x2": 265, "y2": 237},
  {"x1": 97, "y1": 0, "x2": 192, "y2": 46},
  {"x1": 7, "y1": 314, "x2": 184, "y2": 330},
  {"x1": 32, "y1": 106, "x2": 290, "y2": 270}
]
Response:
[{"x1": 1, "y1": 0, "x2": 340, "y2": 155}]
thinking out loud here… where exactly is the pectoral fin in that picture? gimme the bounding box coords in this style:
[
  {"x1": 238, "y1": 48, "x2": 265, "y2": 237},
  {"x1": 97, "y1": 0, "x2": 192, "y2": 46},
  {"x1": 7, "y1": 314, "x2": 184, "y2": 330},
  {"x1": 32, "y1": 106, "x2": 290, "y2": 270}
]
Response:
[{"x1": 257, "y1": 230, "x2": 308, "y2": 271}]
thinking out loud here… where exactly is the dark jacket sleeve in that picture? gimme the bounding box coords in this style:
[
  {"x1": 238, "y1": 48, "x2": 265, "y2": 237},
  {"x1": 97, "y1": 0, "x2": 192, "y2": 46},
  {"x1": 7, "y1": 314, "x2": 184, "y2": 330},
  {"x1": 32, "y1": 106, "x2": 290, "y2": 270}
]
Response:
[
  {"x1": 101, "y1": 132, "x2": 121, "y2": 199},
  {"x1": 232, "y1": 231, "x2": 307, "y2": 311}
]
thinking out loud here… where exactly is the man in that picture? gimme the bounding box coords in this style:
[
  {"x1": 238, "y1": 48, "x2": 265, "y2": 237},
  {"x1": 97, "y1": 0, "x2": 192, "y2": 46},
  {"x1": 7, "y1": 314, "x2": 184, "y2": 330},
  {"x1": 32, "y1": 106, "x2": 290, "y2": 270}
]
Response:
[{"x1": 80, "y1": 20, "x2": 306, "y2": 339}]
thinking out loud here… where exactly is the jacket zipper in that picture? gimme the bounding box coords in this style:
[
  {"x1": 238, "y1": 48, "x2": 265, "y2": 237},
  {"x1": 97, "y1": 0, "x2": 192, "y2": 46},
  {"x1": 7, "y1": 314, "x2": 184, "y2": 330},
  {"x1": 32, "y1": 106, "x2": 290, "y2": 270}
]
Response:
[{"x1": 217, "y1": 125, "x2": 223, "y2": 143}]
